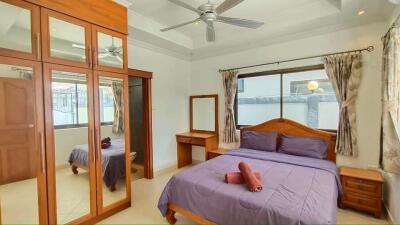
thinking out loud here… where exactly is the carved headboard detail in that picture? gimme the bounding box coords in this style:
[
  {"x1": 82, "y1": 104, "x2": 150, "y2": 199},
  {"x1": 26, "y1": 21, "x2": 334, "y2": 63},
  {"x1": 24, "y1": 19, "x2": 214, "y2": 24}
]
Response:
[{"x1": 240, "y1": 118, "x2": 337, "y2": 163}]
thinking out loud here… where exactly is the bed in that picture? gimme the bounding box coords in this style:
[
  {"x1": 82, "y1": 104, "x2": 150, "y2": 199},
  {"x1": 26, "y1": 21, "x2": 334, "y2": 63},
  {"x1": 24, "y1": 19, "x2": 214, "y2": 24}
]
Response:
[
  {"x1": 68, "y1": 138, "x2": 133, "y2": 192},
  {"x1": 158, "y1": 118, "x2": 340, "y2": 225}
]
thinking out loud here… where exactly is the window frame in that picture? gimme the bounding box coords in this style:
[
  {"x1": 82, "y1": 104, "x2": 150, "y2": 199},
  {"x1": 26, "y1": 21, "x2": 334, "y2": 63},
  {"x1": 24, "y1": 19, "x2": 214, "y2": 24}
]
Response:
[{"x1": 234, "y1": 64, "x2": 337, "y2": 132}]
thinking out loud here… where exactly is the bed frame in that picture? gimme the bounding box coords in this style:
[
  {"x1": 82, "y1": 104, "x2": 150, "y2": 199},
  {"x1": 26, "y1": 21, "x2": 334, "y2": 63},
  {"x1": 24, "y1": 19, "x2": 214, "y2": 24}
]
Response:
[
  {"x1": 165, "y1": 118, "x2": 337, "y2": 225},
  {"x1": 71, "y1": 163, "x2": 118, "y2": 192}
]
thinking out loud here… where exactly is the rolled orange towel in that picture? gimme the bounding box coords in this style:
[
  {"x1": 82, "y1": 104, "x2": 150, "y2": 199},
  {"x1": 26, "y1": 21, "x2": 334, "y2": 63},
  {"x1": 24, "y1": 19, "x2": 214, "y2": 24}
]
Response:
[
  {"x1": 225, "y1": 172, "x2": 262, "y2": 184},
  {"x1": 238, "y1": 162, "x2": 263, "y2": 192}
]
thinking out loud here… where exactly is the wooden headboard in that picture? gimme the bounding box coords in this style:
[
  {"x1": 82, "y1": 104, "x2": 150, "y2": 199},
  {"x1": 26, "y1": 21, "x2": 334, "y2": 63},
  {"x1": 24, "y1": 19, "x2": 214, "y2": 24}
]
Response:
[{"x1": 240, "y1": 118, "x2": 337, "y2": 163}]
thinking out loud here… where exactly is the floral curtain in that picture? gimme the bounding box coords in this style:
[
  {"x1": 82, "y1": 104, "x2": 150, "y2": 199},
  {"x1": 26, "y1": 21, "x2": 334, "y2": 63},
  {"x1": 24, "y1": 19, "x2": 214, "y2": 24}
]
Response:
[
  {"x1": 380, "y1": 27, "x2": 400, "y2": 174},
  {"x1": 221, "y1": 70, "x2": 239, "y2": 143},
  {"x1": 323, "y1": 53, "x2": 363, "y2": 156},
  {"x1": 111, "y1": 81, "x2": 124, "y2": 134}
]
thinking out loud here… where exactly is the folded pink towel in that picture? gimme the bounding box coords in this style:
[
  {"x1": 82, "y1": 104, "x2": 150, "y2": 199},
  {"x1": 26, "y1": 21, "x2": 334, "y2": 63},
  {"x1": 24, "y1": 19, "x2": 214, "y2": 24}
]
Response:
[
  {"x1": 225, "y1": 172, "x2": 261, "y2": 184},
  {"x1": 238, "y1": 161, "x2": 263, "y2": 192}
]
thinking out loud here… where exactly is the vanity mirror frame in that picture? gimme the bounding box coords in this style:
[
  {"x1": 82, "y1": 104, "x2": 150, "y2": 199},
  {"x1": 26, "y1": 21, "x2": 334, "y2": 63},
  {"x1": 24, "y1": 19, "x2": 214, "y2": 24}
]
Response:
[{"x1": 189, "y1": 94, "x2": 219, "y2": 134}]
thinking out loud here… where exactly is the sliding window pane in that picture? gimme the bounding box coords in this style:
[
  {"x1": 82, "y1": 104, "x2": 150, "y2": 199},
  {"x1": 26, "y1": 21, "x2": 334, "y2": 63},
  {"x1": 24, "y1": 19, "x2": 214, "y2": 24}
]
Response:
[
  {"x1": 237, "y1": 75, "x2": 280, "y2": 126},
  {"x1": 282, "y1": 69, "x2": 339, "y2": 129}
]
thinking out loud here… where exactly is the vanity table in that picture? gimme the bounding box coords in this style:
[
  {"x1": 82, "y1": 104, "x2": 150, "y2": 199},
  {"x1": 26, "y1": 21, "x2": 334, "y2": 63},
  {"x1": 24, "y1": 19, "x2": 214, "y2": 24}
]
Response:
[{"x1": 176, "y1": 95, "x2": 219, "y2": 168}]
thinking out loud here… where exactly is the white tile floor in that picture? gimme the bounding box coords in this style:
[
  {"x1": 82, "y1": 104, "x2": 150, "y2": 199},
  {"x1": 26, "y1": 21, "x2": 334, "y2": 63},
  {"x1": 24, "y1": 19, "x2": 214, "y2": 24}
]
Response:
[
  {"x1": 0, "y1": 165, "x2": 144, "y2": 224},
  {"x1": 0, "y1": 166, "x2": 391, "y2": 225}
]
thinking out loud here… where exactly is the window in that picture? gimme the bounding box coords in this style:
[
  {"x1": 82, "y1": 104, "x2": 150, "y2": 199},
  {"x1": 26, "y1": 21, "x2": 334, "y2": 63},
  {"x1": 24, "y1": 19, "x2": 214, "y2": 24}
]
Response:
[
  {"x1": 52, "y1": 72, "x2": 114, "y2": 128},
  {"x1": 237, "y1": 79, "x2": 244, "y2": 93},
  {"x1": 235, "y1": 66, "x2": 339, "y2": 130}
]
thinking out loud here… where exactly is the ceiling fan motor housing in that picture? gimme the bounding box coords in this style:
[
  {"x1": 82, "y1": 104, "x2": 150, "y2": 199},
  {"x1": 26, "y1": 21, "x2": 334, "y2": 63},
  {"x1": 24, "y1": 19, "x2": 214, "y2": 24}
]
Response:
[{"x1": 199, "y1": 3, "x2": 217, "y2": 22}]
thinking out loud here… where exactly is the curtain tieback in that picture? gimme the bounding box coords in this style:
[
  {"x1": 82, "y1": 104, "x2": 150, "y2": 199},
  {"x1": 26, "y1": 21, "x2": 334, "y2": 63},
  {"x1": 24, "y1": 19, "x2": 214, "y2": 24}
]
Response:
[
  {"x1": 340, "y1": 97, "x2": 356, "y2": 109},
  {"x1": 383, "y1": 100, "x2": 397, "y2": 112}
]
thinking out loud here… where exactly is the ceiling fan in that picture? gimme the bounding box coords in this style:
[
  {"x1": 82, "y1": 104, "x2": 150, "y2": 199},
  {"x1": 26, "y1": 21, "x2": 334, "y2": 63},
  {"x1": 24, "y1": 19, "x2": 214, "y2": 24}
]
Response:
[
  {"x1": 72, "y1": 37, "x2": 123, "y2": 62},
  {"x1": 160, "y1": 0, "x2": 264, "y2": 42}
]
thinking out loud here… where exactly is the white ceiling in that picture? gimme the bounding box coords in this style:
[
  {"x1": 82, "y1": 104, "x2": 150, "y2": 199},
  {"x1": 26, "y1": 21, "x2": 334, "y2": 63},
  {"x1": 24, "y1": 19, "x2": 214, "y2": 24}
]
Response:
[{"x1": 124, "y1": 0, "x2": 395, "y2": 59}]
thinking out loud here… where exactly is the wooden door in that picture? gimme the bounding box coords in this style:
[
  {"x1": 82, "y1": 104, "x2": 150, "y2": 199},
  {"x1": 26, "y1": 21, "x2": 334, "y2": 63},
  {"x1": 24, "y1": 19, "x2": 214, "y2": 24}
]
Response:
[
  {"x1": 0, "y1": 56, "x2": 48, "y2": 224},
  {"x1": 43, "y1": 63, "x2": 97, "y2": 225},
  {"x1": 92, "y1": 25, "x2": 128, "y2": 74},
  {"x1": 41, "y1": 8, "x2": 92, "y2": 69},
  {"x1": 0, "y1": 0, "x2": 41, "y2": 61},
  {"x1": 93, "y1": 70, "x2": 131, "y2": 214}
]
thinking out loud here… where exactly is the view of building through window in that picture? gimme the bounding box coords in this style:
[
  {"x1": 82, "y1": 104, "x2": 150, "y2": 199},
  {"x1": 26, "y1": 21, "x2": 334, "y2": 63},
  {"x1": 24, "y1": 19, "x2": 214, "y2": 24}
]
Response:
[
  {"x1": 52, "y1": 75, "x2": 114, "y2": 128},
  {"x1": 236, "y1": 69, "x2": 339, "y2": 129}
]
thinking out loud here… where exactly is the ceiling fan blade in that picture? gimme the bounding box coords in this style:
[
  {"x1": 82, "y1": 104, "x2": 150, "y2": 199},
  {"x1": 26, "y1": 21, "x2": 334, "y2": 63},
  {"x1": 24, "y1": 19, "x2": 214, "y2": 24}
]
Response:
[
  {"x1": 217, "y1": 16, "x2": 264, "y2": 29},
  {"x1": 206, "y1": 22, "x2": 215, "y2": 42},
  {"x1": 215, "y1": 0, "x2": 244, "y2": 14},
  {"x1": 98, "y1": 53, "x2": 109, "y2": 59},
  {"x1": 72, "y1": 43, "x2": 86, "y2": 50},
  {"x1": 161, "y1": 18, "x2": 201, "y2": 32},
  {"x1": 168, "y1": 0, "x2": 202, "y2": 14},
  {"x1": 116, "y1": 55, "x2": 123, "y2": 63}
]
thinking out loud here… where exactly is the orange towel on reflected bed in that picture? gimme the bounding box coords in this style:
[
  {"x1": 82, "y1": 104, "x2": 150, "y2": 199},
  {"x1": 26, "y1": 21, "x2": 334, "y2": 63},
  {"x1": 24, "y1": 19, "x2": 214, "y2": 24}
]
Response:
[
  {"x1": 225, "y1": 172, "x2": 262, "y2": 184},
  {"x1": 238, "y1": 161, "x2": 263, "y2": 192}
]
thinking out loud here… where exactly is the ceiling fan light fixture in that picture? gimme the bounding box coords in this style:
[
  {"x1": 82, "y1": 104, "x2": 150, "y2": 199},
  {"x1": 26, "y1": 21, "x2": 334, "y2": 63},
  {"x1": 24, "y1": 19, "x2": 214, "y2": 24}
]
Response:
[{"x1": 358, "y1": 10, "x2": 365, "y2": 16}]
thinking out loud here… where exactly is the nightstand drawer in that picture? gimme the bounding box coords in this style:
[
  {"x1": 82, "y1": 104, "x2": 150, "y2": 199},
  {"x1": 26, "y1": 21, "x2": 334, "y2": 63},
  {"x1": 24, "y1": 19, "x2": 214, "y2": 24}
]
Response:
[
  {"x1": 207, "y1": 152, "x2": 222, "y2": 160},
  {"x1": 342, "y1": 192, "x2": 381, "y2": 210},
  {"x1": 342, "y1": 176, "x2": 381, "y2": 196}
]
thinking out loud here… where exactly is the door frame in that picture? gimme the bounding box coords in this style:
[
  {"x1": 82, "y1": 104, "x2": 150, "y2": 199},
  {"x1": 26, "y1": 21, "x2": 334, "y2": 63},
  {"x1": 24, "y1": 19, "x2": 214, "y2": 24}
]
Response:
[
  {"x1": 42, "y1": 63, "x2": 97, "y2": 225},
  {"x1": 128, "y1": 68, "x2": 153, "y2": 179},
  {"x1": 0, "y1": 56, "x2": 48, "y2": 224},
  {"x1": 93, "y1": 70, "x2": 131, "y2": 214}
]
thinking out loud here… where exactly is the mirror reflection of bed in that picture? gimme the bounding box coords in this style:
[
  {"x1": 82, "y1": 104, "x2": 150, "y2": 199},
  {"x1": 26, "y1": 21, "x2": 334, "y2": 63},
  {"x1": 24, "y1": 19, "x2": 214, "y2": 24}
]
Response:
[{"x1": 52, "y1": 74, "x2": 128, "y2": 223}]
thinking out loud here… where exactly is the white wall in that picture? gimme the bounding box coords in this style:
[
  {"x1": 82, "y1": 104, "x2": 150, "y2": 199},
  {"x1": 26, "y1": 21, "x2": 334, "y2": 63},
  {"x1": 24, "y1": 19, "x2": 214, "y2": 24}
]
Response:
[
  {"x1": 383, "y1": 6, "x2": 400, "y2": 224},
  {"x1": 127, "y1": 43, "x2": 191, "y2": 172},
  {"x1": 191, "y1": 22, "x2": 386, "y2": 168}
]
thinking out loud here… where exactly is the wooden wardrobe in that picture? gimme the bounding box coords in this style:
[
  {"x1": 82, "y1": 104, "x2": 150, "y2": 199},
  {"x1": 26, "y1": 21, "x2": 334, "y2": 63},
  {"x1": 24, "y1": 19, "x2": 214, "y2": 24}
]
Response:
[{"x1": 0, "y1": 0, "x2": 131, "y2": 224}]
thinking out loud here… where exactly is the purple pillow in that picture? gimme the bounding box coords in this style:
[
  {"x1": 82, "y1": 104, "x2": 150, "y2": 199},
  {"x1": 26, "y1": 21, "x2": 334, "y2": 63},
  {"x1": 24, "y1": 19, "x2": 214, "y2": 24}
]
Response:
[
  {"x1": 240, "y1": 131, "x2": 278, "y2": 152},
  {"x1": 278, "y1": 134, "x2": 328, "y2": 159}
]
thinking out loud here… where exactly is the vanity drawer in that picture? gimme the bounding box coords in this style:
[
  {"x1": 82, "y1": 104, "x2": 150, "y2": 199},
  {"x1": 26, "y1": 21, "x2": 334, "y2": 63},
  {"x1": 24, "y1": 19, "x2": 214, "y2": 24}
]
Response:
[
  {"x1": 176, "y1": 136, "x2": 192, "y2": 143},
  {"x1": 342, "y1": 176, "x2": 381, "y2": 197},
  {"x1": 190, "y1": 137, "x2": 205, "y2": 145}
]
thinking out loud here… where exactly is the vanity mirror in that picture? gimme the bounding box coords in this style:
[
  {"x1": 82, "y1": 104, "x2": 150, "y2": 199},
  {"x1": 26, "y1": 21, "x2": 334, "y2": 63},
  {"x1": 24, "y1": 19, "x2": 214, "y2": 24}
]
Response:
[{"x1": 190, "y1": 94, "x2": 218, "y2": 134}]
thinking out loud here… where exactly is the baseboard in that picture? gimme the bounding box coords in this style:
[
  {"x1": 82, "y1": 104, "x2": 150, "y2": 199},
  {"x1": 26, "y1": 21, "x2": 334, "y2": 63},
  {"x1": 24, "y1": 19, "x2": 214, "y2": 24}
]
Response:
[
  {"x1": 385, "y1": 203, "x2": 395, "y2": 224},
  {"x1": 154, "y1": 162, "x2": 177, "y2": 177}
]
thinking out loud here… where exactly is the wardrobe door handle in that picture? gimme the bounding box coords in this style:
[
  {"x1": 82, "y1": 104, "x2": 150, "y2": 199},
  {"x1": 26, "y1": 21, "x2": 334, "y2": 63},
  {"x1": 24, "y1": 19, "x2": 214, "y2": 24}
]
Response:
[
  {"x1": 93, "y1": 48, "x2": 97, "y2": 67},
  {"x1": 90, "y1": 128, "x2": 95, "y2": 163},
  {"x1": 40, "y1": 132, "x2": 46, "y2": 174},
  {"x1": 36, "y1": 33, "x2": 41, "y2": 59}
]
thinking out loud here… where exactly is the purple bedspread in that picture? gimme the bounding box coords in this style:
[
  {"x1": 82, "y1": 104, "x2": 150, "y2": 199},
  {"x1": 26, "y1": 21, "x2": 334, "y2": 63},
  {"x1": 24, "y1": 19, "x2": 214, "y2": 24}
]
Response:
[
  {"x1": 68, "y1": 139, "x2": 126, "y2": 187},
  {"x1": 158, "y1": 148, "x2": 341, "y2": 225}
]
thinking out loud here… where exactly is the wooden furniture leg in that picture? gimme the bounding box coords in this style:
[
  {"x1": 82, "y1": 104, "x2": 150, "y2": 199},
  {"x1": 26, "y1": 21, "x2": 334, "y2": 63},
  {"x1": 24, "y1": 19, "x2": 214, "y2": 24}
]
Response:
[
  {"x1": 177, "y1": 142, "x2": 192, "y2": 168},
  {"x1": 71, "y1": 165, "x2": 79, "y2": 174},
  {"x1": 166, "y1": 208, "x2": 177, "y2": 225},
  {"x1": 109, "y1": 182, "x2": 117, "y2": 192}
]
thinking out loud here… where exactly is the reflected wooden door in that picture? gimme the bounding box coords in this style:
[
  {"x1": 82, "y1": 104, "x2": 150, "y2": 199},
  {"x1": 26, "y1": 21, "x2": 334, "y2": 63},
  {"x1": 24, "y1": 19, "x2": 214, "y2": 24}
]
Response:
[
  {"x1": 0, "y1": 75, "x2": 36, "y2": 183},
  {"x1": 0, "y1": 56, "x2": 48, "y2": 224}
]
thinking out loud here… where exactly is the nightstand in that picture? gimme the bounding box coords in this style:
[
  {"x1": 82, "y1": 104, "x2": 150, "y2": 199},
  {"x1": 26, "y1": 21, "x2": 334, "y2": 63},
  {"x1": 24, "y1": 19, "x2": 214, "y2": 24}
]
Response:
[
  {"x1": 340, "y1": 167, "x2": 384, "y2": 218},
  {"x1": 206, "y1": 148, "x2": 229, "y2": 160}
]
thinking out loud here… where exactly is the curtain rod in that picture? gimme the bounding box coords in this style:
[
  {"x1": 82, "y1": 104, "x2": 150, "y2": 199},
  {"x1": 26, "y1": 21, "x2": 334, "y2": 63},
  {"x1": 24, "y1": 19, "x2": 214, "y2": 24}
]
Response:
[{"x1": 219, "y1": 45, "x2": 375, "y2": 73}]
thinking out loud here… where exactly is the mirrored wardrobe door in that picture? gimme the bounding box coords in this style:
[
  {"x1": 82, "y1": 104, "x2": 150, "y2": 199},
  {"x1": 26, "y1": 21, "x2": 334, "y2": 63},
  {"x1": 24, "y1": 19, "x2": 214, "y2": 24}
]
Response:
[
  {"x1": 92, "y1": 25, "x2": 127, "y2": 74},
  {"x1": 43, "y1": 64, "x2": 96, "y2": 224},
  {"x1": 93, "y1": 71, "x2": 130, "y2": 212},
  {"x1": 0, "y1": 57, "x2": 48, "y2": 224},
  {"x1": 41, "y1": 8, "x2": 92, "y2": 69},
  {"x1": 0, "y1": 0, "x2": 40, "y2": 61}
]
